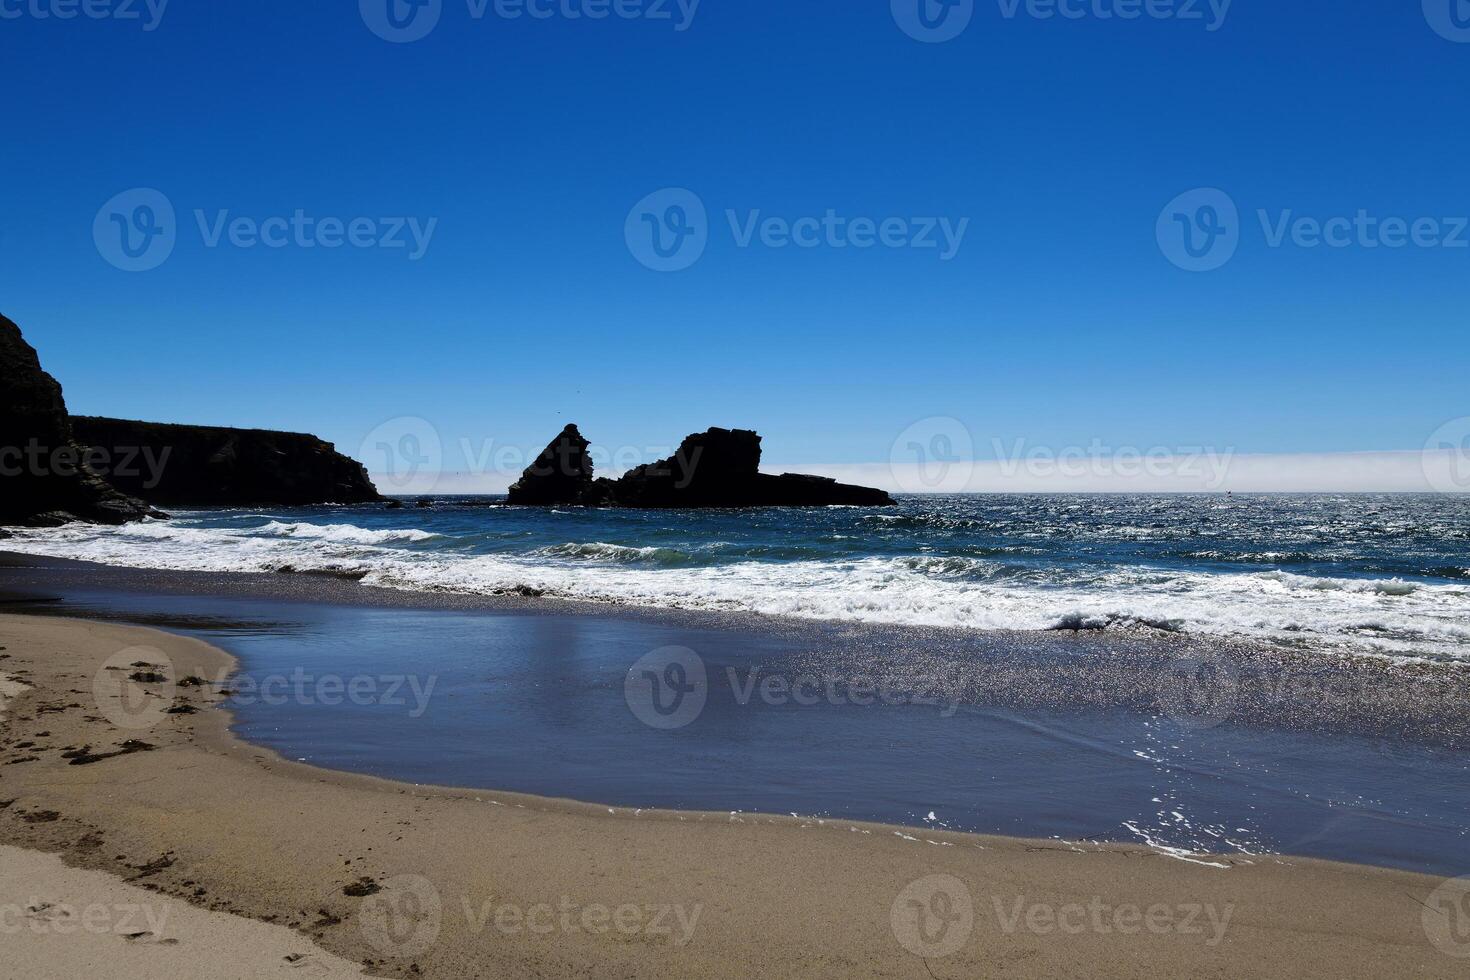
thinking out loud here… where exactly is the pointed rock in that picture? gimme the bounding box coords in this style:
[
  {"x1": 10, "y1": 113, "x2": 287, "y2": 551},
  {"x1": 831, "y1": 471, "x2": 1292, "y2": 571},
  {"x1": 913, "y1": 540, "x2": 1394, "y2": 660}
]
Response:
[{"x1": 506, "y1": 424, "x2": 595, "y2": 506}]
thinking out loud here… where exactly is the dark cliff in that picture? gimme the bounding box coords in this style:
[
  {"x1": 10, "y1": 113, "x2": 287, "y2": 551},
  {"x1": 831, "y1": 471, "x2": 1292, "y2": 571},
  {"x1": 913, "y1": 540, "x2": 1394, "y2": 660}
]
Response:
[
  {"x1": 506, "y1": 425, "x2": 895, "y2": 508},
  {"x1": 0, "y1": 314, "x2": 158, "y2": 526},
  {"x1": 72, "y1": 416, "x2": 383, "y2": 507}
]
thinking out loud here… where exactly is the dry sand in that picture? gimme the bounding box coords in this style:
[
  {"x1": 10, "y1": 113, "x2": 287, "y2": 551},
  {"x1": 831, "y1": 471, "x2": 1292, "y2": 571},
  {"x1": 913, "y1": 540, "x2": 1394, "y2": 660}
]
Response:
[
  {"x1": 0, "y1": 613, "x2": 1462, "y2": 978},
  {"x1": 0, "y1": 844, "x2": 366, "y2": 978}
]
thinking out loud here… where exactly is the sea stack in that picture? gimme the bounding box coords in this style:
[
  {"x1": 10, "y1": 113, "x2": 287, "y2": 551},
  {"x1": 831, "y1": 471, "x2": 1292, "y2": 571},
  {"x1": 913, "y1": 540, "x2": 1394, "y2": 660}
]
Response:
[
  {"x1": 505, "y1": 423, "x2": 596, "y2": 505},
  {"x1": 506, "y1": 424, "x2": 895, "y2": 508}
]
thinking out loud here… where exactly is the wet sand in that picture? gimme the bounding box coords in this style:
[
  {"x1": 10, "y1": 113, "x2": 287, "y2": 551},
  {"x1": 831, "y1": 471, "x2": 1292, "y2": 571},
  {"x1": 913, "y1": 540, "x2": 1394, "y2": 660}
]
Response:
[{"x1": 0, "y1": 613, "x2": 1463, "y2": 978}]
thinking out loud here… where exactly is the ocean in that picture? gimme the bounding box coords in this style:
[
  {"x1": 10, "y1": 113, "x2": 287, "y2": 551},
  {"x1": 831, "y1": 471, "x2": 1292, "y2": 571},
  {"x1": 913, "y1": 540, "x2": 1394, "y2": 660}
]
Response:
[{"x1": 6, "y1": 493, "x2": 1469, "y2": 665}]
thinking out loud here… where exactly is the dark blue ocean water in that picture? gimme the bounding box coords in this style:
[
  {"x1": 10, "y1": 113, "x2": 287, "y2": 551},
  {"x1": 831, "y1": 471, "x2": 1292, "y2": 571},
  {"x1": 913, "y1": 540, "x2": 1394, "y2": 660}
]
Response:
[{"x1": 8, "y1": 493, "x2": 1470, "y2": 663}]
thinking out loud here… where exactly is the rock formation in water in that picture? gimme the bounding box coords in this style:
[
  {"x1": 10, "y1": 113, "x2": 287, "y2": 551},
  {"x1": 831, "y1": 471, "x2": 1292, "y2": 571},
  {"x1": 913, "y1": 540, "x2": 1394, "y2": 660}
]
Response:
[
  {"x1": 72, "y1": 417, "x2": 383, "y2": 507},
  {"x1": 507, "y1": 424, "x2": 895, "y2": 508},
  {"x1": 0, "y1": 313, "x2": 159, "y2": 526},
  {"x1": 505, "y1": 423, "x2": 595, "y2": 506}
]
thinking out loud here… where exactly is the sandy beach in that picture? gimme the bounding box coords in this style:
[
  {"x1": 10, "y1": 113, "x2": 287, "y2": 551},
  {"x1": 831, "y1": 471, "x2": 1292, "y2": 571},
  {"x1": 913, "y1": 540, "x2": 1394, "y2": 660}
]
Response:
[{"x1": 0, "y1": 613, "x2": 1462, "y2": 978}]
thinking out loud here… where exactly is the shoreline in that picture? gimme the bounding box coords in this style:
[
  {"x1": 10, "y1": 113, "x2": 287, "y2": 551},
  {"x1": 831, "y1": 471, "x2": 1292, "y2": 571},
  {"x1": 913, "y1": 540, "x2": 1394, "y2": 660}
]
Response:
[
  {"x1": 4, "y1": 550, "x2": 1467, "y2": 754},
  {"x1": 1, "y1": 613, "x2": 1464, "y2": 977}
]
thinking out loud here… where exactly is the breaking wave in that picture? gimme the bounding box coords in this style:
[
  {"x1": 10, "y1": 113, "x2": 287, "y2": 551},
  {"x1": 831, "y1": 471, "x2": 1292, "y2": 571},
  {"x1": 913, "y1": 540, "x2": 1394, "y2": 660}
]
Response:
[{"x1": 5, "y1": 495, "x2": 1469, "y2": 665}]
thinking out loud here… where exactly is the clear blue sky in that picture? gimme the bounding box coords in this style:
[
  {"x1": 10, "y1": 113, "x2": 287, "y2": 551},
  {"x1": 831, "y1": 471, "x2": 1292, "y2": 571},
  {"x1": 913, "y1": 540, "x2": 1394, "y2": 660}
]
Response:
[{"x1": 3, "y1": 1, "x2": 1467, "y2": 478}]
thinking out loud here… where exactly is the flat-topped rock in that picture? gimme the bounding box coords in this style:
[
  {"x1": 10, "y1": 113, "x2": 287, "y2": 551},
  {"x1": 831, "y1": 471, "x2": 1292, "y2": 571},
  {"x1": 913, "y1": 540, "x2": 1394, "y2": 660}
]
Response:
[{"x1": 72, "y1": 417, "x2": 383, "y2": 507}]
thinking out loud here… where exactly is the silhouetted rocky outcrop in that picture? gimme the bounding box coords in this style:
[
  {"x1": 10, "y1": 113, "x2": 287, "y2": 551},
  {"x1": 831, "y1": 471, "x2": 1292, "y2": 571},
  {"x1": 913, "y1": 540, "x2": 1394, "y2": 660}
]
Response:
[
  {"x1": 72, "y1": 417, "x2": 382, "y2": 507},
  {"x1": 0, "y1": 314, "x2": 159, "y2": 526},
  {"x1": 507, "y1": 425, "x2": 895, "y2": 508},
  {"x1": 505, "y1": 424, "x2": 595, "y2": 506},
  {"x1": 2, "y1": 313, "x2": 381, "y2": 522}
]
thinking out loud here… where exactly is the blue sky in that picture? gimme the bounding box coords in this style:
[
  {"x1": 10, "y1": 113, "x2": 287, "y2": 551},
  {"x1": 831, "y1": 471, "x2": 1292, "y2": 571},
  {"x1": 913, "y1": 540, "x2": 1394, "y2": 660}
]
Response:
[{"x1": 3, "y1": 1, "x2": 1468, "y2": 487}]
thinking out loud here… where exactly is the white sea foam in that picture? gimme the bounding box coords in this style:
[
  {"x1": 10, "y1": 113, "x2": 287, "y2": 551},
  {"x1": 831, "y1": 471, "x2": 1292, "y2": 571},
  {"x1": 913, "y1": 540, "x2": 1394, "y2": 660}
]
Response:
[
  {"x1": 5, "y1": 519, "x2": 1468, "y2": 664},
  {"x1": 256, "y1": 521, "x2": 441, "y2": 545}
]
